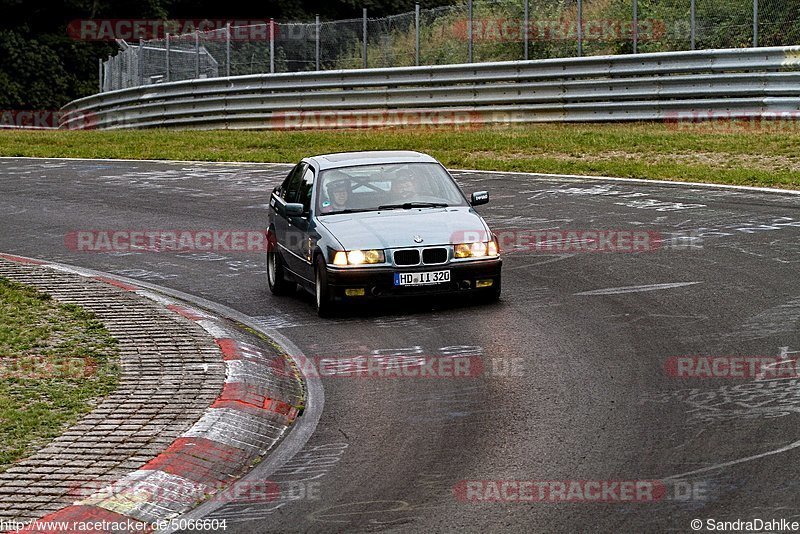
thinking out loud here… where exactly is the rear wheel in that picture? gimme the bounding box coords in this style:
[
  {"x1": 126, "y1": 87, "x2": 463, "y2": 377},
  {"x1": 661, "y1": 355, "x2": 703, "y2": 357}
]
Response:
[
  {"x1": 267, "y1": 248, "x2": 296, "y2": 296},
  {"x1": 314, "y1": 256, "x2": 335, "y2": 317}
]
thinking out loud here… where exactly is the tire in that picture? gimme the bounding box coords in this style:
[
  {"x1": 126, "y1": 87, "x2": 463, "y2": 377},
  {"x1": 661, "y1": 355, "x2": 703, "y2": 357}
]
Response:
[
  {"x1": 267, "y1": 248, "x2": 296, "y2": 296},
  {"x1": 314, "y1": 255, "x2": 335, "y2": 317}
]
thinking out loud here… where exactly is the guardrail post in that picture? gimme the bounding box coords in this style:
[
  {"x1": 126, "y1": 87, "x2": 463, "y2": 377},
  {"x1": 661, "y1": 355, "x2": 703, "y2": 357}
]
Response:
[
  {"x1": 138, "y1": 39, "x2": 144, "y2": 85},
  {"x1": 165, "y1": 32, "x2": 170, "y2": 82},
  {"x1": 415, "y1": 3, "x2": 420, "y2": 66},
  {"x1": 363, "y1": 8, "x2": 368, "y2": 68},
  {"x1": 524, "y1": 0, "x2": 529, "y2": 60},
  {"x1": 270, "y1": 20, "x2": 275, "y2": 73},
  {"x1": 577, "y1": 0, "x2": 583, "y2": 57},
  {"x1": 632, "y1": 0, "x2": 638, "y2": 53},
  {"x1": 468, "y1": 0, "x2": 473, "y2": 63},
  {"x1": 753, "y1": 0, "x2": 758, "y2": 46},
  {"x1": 226, "y1": 23, "x2": 231, "y2": 76},
  {"x1": 316, "y1": 15, "x2": 321, "y2": 71},
  {"x1": 195, "y1": 30, "x2": 200, "y2": 78},
  {"x1": 690, "y1": 0, "x2": 696, "y2": 49},
  {"x1": 98, "y1": 58, "x2": 103, "y2": 92}
]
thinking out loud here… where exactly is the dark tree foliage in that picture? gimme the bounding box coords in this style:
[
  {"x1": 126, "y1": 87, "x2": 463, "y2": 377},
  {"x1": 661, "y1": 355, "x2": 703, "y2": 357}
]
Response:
[{"x1": 0, "y1": 0, "x2": 454, "y2": 110}]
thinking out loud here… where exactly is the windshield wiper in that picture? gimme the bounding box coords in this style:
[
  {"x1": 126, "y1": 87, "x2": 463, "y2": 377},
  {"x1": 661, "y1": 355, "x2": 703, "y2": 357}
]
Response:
[
  {"x1": 377, "y1": 202, "x2": 449, "y2": 210},
  {"x1": 320, "y1": 208, "x2": 380, "y2": 215}
]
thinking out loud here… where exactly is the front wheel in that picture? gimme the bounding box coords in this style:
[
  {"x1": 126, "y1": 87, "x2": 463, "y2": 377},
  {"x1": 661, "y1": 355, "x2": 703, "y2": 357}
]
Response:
[
  {"x1": 267, "y1": 248, "x2": 296, "y2": 296},
  {"x1": 314, "y1": 256, "x2": 335, "y2": 317}
]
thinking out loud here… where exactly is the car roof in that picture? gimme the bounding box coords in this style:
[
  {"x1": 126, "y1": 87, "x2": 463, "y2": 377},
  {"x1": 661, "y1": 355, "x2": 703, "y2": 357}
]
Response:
[{"x1": 307, "y1": 150, "x2": 438, "y2": 170}]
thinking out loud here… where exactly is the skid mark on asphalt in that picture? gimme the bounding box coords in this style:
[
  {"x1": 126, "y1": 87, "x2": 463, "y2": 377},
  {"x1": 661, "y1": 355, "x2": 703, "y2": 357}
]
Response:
[
  {"x1": 648, "y1": 346, "x2": 800, "y2": 482},
  {"x1": 574, "y1": 282, "x2": 702, "y2": 296},
  {"x1": 503, "y1": 254, "x2": 576, "y2": 271},
  {"x1": 599, "y1": 313, "x2": 709, "y2": 329},
  {"x1": 109, "y1": 268, "x2": 179, "y2": 280},
  {"x1": 716, "y1": 295, "x2": 800, "y2": 341},
  {"x1": 307, "y1": 500, "x2": 443, "y2": 526},
  {"x1": 205, "y1": 442, "x2": 349, "y2": 523}
]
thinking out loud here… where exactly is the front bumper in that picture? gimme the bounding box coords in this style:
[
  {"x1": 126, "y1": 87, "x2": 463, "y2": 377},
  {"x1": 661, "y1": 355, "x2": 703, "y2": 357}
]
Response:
[{"x1": 325, "y1": 258, "x2": 501, "y2": 300}]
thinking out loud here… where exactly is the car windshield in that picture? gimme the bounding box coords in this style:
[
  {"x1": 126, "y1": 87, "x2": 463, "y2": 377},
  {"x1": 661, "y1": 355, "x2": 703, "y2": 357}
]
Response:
[{"x1": 316, "y1": 163, "x2": 468, "y2": 215}]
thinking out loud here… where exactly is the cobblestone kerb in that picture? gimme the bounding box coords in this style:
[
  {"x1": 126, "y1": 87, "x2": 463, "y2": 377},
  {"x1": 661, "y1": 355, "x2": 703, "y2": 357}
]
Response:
[{"x1": 0, "y1": 254, "x2": 305, "y2": 532}]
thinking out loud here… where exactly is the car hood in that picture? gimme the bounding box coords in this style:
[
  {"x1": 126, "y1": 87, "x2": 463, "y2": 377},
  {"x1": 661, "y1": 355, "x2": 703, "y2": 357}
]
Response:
[{"x1": 318, "y1": 207, "x2": 489, "y2": 250}]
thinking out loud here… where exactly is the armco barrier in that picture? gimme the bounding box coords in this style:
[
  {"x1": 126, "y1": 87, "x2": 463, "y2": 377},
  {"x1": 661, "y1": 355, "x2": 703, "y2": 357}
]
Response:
[{"x1": 59, "y1": 46, "x2": 800, "y2": 130}]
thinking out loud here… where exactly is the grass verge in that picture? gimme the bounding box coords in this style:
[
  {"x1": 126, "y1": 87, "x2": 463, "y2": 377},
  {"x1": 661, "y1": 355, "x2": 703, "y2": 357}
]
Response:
[
  {"x1": 0, "y1": 123, "x2": 798, "y2": 189},
  {"x1": 0, "y1": 277, "x2": 119, "y2": 469}
]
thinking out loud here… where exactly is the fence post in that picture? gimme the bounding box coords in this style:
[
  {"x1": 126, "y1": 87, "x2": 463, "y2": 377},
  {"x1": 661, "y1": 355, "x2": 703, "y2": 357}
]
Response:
[
  {"x1": 690, "y1": 0, "x2": 696, "y2": 49},
  {"x1": 363, "y1": 8, "x2": 368, "y2": 68},
  {"x1": 577, "y1": 0, "x2": 583, "y2": 57},
  {"x1": 468, "y1": 0, "x2": 473, "y2": 63},
  {"x1": 316, "y1": 15, "x2": 321, "y2": 71},
  {"x1": 165, "y1": 32, "x2": 170, "y2": 82},
  {"x1": 226, "y1": 23, "x2": 231, "y2": 76},
  {"x1": 753, "y1": 0, "x2": 758, "y2": 47},
  {"x1": 632, "y1": 0, "x2": 638, "y2": 53},
  {"x1": 195, "y1": 30, "x2": 200, "y2": 77},
  {"x1": 98, "y1": 58, "x2": 103, "y2": 92},
  {"x1": 138, "y1": 39, "x2": 144, "y2": 85},
  {"x1": 270, "y1": 20, "x2": 275, "y2": 73},
  {"x1": 115, "y1": 55, "x2": 121, "y2": 90},
  {"x1": 524, "y1": 0, "x2": 529, "y2": 60},
  {"x1": 415, "y1": 3, "x2": 420, "y2": 66}
]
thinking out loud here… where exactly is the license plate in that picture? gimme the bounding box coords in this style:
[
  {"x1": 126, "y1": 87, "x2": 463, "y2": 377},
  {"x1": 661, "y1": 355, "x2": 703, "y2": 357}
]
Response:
[{"x1": 394, "y1": 270, "x2": 451, "y2": 286}]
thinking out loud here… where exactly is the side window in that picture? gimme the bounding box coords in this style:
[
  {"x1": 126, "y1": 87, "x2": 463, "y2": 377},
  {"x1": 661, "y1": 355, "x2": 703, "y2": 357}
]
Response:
[
  {"x1": 278, "y1": 164, "x2": 297, "y2": 198},
  {"x1": 283, "y1": 163, "x2": 307, "y2": 203},
  {"x1": 299, "y1": 167, "x2": 315, "y2": 214}
]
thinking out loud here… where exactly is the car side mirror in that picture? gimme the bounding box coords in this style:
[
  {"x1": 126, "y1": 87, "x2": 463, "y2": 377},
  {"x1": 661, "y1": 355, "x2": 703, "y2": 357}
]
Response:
[
  {"x1": 284, "y1": 203, "x2": 305, "y2": 217},
  {"x1": 471, "y1": 191, "x2": 489, "y2": 206}
]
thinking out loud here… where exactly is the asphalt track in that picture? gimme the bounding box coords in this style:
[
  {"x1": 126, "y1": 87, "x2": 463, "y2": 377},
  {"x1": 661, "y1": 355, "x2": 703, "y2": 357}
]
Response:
[{"x1": 1, "y1": 157, "x2": 800, "y2": 533}]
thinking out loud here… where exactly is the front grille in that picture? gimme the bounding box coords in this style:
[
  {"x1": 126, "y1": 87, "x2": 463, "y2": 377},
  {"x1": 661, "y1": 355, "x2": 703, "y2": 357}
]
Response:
[
  {"x1": 422, "y1": 247, "x2": 448, "y2": 264},
  {"x1": 394, "y1": 249, "x2": 420, "y2": 266}
]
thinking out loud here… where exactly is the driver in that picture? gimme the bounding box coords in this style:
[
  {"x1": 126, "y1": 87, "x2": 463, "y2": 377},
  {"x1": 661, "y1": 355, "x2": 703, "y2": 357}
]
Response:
[
  {"x1": 321, "y1": 173, "x2": 351, "y2": 213},
  {"x1": 394, "y1": 169, "x2": 418, "y2": 200}
]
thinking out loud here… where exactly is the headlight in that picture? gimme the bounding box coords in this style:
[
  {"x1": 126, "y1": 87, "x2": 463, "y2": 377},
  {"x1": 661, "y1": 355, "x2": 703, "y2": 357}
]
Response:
[
  {"x1": 332, "y1": 249, "x2": 385, "y2": 266},
  {"x1": 454, "y1": 239, "x2": 499, "y2": 259}
]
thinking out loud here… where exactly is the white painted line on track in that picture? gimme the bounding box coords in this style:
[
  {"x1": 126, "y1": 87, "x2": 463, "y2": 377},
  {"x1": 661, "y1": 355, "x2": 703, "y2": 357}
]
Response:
[
  {"x1": 574, "y1": 281, "x2": 702, "y2": 296},
  {"x1": 454, "y1": 168, "x2": 800, "y2": 196},
  {"x1": 663, "y1": 438, "x2": 800, "y2": 481}
]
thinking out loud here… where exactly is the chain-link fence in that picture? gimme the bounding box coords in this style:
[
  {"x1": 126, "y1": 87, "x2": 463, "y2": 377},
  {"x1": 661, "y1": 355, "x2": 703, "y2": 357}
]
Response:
[{"x1": 101, "y1": 0, "x2": 800, "y2": 92}]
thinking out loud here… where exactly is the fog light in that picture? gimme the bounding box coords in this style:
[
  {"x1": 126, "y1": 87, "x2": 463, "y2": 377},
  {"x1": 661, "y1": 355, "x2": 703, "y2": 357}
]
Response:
[
  {"x1": 476, "y1": 279, "x2": 494, "y2": 288},
  {"x1": 345, "y1": 288, "x2": 366, "y2": 297}
]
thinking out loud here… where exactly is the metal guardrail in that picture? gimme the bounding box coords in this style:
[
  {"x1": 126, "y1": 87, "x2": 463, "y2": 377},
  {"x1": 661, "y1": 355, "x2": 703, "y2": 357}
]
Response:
[{"x1": 60, "y1": 46, "x2": 800, "y2": 130}]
